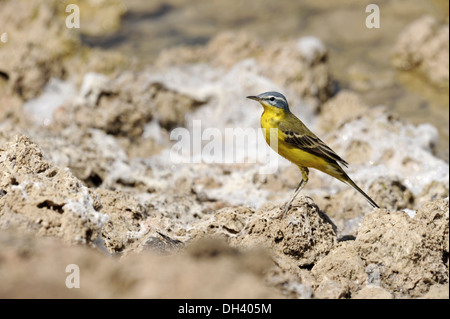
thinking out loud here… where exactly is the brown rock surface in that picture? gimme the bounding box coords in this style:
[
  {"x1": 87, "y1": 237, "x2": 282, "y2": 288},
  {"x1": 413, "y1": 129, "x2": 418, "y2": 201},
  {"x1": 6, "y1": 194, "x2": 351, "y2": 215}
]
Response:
[
  {"x1": 392, "y1": 16, "x2": 449, "y2": 89},
  {"x1": 0, "y1": 0, "x2": 448, "y2": 300},
  {"x1": 0, "y1": 230, "x2": 280, "y2": 298},
  {"x1": 355, "y1": 200, "x2": 449, "y2": 297},
  {"x1": 0, "y1": 136, "x2": 108, "y2": 245}
]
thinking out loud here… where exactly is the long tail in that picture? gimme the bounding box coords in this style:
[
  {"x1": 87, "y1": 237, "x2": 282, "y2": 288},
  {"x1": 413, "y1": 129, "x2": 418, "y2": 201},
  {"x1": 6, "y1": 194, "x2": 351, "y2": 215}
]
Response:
[
  {"x1": 336, "y1": 169, "x2": 379, "y2": 208},
  {"x1": 347, "y1": 178, "x2": 379, "y2": 208}
]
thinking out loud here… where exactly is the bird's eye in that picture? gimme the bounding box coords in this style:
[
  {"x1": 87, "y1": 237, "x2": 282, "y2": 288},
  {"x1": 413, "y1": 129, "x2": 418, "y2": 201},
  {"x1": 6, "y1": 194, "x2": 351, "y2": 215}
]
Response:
[{"x1": 269, "y1": 97, "x2": 275, "y2": 101}]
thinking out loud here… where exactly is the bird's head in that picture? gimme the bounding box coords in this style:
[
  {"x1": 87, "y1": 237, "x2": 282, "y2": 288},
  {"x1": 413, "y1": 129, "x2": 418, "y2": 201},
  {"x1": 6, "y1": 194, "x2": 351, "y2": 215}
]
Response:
[{"x1": 246, "y1": 91, "x2": 290, "y2": 112}]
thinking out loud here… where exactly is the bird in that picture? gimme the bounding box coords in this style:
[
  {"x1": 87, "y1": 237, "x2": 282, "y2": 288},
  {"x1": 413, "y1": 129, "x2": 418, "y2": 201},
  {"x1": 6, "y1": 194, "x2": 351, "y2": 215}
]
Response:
[{"x1": 247, "y1": 91, "x2": 379, "y2": 217}]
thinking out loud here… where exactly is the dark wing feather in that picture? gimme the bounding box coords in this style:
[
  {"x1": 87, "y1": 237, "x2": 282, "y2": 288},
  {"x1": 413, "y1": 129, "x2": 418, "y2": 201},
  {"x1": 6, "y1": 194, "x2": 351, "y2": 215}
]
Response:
[{"x1": 283, "y1": 129, "x2": 349, "y2": 167}]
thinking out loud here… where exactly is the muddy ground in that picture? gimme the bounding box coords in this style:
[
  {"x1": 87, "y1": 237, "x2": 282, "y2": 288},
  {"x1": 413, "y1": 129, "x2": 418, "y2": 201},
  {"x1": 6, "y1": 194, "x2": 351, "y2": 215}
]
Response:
[{"x1": 0, "y1": 0, "x2": 448, "y2": 299}]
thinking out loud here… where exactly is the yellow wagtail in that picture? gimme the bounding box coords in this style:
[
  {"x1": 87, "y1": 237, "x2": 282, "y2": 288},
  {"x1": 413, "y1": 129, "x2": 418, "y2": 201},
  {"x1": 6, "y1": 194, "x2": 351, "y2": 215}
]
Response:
[{"x1": 247, "y1": 91, "x2": 379, "y2": 217}]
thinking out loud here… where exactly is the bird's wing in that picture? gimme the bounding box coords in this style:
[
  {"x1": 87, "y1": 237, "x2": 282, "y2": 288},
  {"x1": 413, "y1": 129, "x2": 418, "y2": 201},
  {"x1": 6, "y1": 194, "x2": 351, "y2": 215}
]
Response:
[{"x1": 280, "y1": 120, "x2": 349, "y2": 167}]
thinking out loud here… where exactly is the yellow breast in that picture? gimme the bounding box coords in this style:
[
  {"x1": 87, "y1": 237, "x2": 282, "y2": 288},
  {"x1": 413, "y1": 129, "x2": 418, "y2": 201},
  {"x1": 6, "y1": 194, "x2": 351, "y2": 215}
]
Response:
[
  {"x1": 260, "y1": 105, "x2": 288, "y2": 154},
  {"x1": 260, "y1": 105, "x2": 330, "y2": 171}
]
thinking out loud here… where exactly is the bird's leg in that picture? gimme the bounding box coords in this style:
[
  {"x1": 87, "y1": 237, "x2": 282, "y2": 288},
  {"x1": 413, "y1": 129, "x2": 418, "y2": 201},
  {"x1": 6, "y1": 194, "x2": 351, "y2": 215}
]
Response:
[
  {"x1": 280, "y1": 167, "x2": 309, "y2": 218},
  {"x1": 282, "y1": 179, "x2": 305, "y2": 215}
]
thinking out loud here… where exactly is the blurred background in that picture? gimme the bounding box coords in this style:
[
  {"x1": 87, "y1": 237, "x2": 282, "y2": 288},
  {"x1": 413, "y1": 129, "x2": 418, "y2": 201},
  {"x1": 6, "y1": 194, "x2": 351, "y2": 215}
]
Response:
[
  {"x1": 78, "y1": 0, "x2": 449, "y2": 161},
  {"x1": 0, "y1": 0, "x2": 449, "y2": 299},
  {"x1": 1, "y1": 0, "x2": 448, "y2": 161}
]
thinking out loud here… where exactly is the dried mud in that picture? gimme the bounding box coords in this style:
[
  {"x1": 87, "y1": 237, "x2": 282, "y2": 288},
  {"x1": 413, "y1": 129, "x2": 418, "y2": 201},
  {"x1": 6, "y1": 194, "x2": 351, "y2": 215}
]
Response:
[{"x1": 0, "y1": 0, "x2": 448, "y2": 299}]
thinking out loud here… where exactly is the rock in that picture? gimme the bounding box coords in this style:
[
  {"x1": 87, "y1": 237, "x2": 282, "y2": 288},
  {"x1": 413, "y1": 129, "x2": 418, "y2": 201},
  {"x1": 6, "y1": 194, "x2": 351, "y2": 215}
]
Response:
[
  {"x1": 416, "y1": 181, "x2": 449, "y2": 206},
  {"x1": 317, "y1": 91, "x2": 369, "y2": 134},
  {"x1": 257, "y1": 36, "x2": 333, "y2": 106},
  {"x1": 315, "y1": 90, "x2": 448, "y2": 202},
  {"x1": 0, "y1": 1, "x2": 448, "y2": 299},
  {"x1": 392, "y1": 16, "x2": 449, "y2": 89},
  {"x1": 355, "y1": 201, "x2": 449, "y2": 297},
  {"x1": 311, "y1": 241, "x2": 367, "y2": 294},
  {"x1": 26, "y1": 127, "x2": 153, "y2": 191},
  {"x1": 314, "y1": 279, "x2": 348, "y2": 299},
  {"x1": 149, "y1": 82, "x2": 206, "y2": 130},
  {"x1": 0, "y1": 0, "x2": 130, "y2": 103},
  {"x1": 96, "y1": 189, "x2": 149, "y2": 254},
  {"x1": 0, "y1": 136, "x2": 108, "y2": 245},
  {"x1": 70, "y1": 72, "x2": 153, "y2": 138},
  {"x1": 314, "y1": 176, "x2": 415, "y2": 237},
  {"x1": 75, "y1": 0, "x2": 126, "y2": 37},
  {"x1": 232, "y1": 197, "x2": 337, "y2": 268},
  {"x1": 0, "y1": 230, "x2": 281, "y2": 298},
  {"x1": 155, "y1": 31, "x2": 334, "y2": 108},
  {"x1": 52, "y1": 72, "x2": 205, "y2": 161},
  {"x1": 352, "y1": 286, "x2": 393, "y2": 299},
  {"x1": 367, "y1": 176, "x2": 415, "y2": 211},
  {"x1": 421, "y1": 284, "x2": 450, "y2": 299},
  {"x1": 0, "y1": 0, "x2": 79, "y2": 100}
]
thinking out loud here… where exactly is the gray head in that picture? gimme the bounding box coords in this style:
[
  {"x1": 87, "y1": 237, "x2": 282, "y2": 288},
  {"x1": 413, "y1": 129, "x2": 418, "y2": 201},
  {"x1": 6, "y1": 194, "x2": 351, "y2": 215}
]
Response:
[{"x1": 246, "y1": 91, "x2": 290, "y2": 111}]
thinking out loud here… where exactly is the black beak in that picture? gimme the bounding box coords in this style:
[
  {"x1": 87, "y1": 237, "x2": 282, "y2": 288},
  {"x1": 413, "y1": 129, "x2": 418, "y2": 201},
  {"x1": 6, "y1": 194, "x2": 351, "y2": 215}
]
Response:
[{"x1": 246, "y1": 96, "x2": 260, "y2": 101}]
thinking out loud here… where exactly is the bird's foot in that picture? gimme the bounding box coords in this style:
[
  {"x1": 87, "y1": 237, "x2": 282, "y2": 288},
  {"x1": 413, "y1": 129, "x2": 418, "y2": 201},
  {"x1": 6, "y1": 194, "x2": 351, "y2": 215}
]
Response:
[{"x1": 274, "y1": 203, "x2": 291, "y2": 219}]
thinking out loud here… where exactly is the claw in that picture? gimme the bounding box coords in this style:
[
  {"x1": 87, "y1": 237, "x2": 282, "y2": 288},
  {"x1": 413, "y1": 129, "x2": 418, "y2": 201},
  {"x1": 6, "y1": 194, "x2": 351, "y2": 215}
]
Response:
[
  {"x1": 283, "y1": 203, "x2": 290, "y2": 216},
  {"x1": 275, "y1": 203, "x2": 291, "y2": 219}
]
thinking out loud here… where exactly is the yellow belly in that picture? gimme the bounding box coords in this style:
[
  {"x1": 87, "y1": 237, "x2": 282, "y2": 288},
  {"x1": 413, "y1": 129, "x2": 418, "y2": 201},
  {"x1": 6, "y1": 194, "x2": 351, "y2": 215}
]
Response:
[{"x1": 260, "y1": 108, "x2": 332, "y2": 173}]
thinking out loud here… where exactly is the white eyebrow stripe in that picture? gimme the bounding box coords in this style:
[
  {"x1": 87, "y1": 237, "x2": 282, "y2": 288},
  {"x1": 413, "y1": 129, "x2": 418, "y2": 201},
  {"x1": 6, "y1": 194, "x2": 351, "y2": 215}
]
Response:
[{"x1": 271, "y1": 96, "x2": 287, "y2": 104}]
